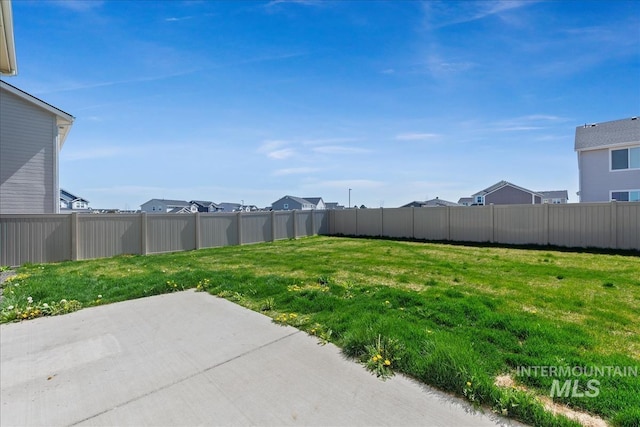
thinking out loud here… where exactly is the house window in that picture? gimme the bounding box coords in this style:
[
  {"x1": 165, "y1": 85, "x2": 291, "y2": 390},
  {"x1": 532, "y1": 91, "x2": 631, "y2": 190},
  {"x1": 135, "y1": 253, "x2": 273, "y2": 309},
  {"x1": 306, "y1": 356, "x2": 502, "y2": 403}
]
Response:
[
  {"x1": 611, "y1": 190, "x2": 640, "y2": 202},
  {"x1": 283, "y1": 203, "x2": 289, "y2": 210},
  {"x1": 611, "y1": 146, "x2": 640, "y2": 170},
  {"x1": 552, "y1": 199, "x2": 562, "y2": 204},
  {"x1": 475, "y1": 196, "x2": 484, "y2": 205}
]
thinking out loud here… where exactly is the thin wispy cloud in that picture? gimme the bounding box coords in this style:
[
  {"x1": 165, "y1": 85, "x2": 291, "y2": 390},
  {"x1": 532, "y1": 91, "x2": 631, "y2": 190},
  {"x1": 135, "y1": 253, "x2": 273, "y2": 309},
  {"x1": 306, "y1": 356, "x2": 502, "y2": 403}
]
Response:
[
  {"x1": 312, "y1": 146, "x2": 370, "y2": 154},
  {"x1": 52, "y1": 0, "x2": 105, "y2": 12},
  {"x1": 395, "y1": 133, "x2": 440, "y2": 141},
  {"x1": 422, "y1": 1, "x2": 533, "y2": 29},
  {"x1": 165, "y1": 16, "x2": 194, "y2": 22},
  {"x1": 34, "y1": 70, "x2": 200, "y2": 95},
  {"x1": 273, "y1": 167, "x2": 321, "y2": 176},
  {"x1": 258, "y1": 140, "x2": 297, "y2": 160}
]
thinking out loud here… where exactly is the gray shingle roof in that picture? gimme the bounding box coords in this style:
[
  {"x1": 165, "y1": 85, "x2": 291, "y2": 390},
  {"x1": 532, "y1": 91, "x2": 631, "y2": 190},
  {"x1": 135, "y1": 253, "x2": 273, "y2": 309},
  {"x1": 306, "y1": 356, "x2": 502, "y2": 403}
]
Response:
[
  {"x1": 303, "y1": 197, "x2": 323, "y2": 206},
  {"x1": 472, "y1": 180, "x2": 542, "y2": 197},
  {"x1": 574, "y1": 117, "x2": 640, "y2": 151},
  {"x1": 538, "y1": 190, "x2": 568, "y2": 200}
]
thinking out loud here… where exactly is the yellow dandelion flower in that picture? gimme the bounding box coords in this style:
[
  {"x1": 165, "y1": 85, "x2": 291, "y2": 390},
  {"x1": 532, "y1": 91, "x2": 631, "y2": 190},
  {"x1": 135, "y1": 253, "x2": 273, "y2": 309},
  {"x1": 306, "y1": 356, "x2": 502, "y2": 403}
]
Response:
[
  {"x1": 384, "y1": 359, "x2": 391, "y2": 366},
  {"x1": 466, "y1": 381, "x2": 472, "y2": 387}
]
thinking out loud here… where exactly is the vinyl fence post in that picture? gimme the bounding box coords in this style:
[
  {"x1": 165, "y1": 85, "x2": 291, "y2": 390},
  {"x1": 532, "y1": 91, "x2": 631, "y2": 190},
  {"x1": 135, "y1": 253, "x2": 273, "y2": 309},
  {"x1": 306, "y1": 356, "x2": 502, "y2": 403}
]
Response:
[
  {"x1": 311, "y1": 209, "x2": 316, "y2": 236},
  {"x1": 271, "y1": 210, "x2": 276, "y2": 242},
  {"x1": 610, "y1": 201, "x2": 617, "y2": 249},
  {"x1": 412, "y1": 207, "x2": 415, "y2": 239},
  {"x1": 141, "y1": 212, "x2": 148, "y2": 255},
  {"x1": 237, "y1": 211, "x2": 243, "y2": 245},
  {"x1": 380, "y1": 207, "x2": 383, "y2": 237},
  {"x1": 293, "y1": 210, "x2": 298, "y2": 239},
  {"x1": 195, "y1": 212, "x2": 201, "y2": 250},
  {"x1": 543, "y1": 203, "x2": 550, "y2": 246},
  {"x1": 71, "y1": 212, "x2": 79, "y2": 261},
  {"x1": 490, "y1": 204, "x2": 495, "y2": 243}
]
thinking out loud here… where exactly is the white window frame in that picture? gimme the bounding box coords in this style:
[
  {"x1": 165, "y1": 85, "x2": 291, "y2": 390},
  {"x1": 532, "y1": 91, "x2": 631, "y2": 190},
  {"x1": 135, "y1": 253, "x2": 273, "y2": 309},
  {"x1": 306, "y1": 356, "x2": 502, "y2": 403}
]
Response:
[
  {"x1": 610, "y1": 145, "x2": 640, "y2": 172},
  {"x1": 475, "y1": 195, "x2": 484, "y2": 205},
  {"x1": 283, "y1": 203, "x2": 289, "y2": 210},
  {"x1": 610, "y1": 189, "x2": 640, "y2": 202}
]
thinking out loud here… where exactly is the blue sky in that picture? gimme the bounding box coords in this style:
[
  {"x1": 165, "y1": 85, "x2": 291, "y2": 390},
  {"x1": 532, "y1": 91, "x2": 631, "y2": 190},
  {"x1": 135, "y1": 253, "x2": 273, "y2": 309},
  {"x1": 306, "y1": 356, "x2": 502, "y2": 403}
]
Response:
[{"x1": 7, "y1": 0, "x2": 640, "y2": 209}]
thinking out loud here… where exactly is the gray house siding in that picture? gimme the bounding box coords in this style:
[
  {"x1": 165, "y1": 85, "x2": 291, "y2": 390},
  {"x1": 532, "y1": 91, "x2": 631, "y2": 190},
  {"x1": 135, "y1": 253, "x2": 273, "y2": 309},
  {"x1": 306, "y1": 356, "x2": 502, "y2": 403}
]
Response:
[
  {"x1": 485, "y1": 186, "x2": 539, "y2": 205},
  {"x1": 0, "y1": 89, "x2": 58, "y2": 213},
  {"x1": 579, "y1": 148, "x2": 640, "y2": 202},
  {"x1": 271, "y1": 196, "x2": 314, "y2": 211}
]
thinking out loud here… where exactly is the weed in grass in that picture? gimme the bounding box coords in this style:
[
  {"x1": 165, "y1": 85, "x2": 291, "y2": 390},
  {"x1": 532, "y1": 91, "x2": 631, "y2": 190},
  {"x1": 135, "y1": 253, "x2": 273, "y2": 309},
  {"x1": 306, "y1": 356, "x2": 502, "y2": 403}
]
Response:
[
  {"x1": 602, "y1": 282, "x2": 616, "y2": 288},
  {"x1": 261, "y1": 297, "x2": 275, "y2": 312},
  {"x1": 363, "y1": 335, "x2": 403, "y2": 380}
]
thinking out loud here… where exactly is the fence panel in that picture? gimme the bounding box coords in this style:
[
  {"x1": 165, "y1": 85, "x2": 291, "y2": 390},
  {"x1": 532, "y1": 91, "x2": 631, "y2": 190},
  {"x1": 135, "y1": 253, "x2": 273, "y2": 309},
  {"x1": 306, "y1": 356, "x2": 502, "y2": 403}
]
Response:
[
  {"x1": 0, "y1": 215, "x2": 71, "y2": 265},
  {"x1": 240, "y1": 212, "x2": 271, "y2": 244},
  {"x1": 616, "y1": 202, "x2": 640, "y2": 250},
  {"x1": 494, "y1": 205, "x2": 546, "y2": 245},
  {"x1": 296, "y1": 211, "x2": 313, "y2": 237},
  {"x1": 356, "y1": 209, "x2": 382, "y2": 237},
  {"x1": 333, "y1": 209, "x2": 357, "y2": 235},
  {"x1": 449, "y1": 206, "x2": 492, "y2": 242},
  {"x1": 200, "y1": 213, "x2": 238, "y2": 248},
  {"x1": 78, "y1": 214, "x2": 142, "y2": 260},
  {"x1": 314, "y1": 211, "x2": 329, "y2": 235},
  {"x1": 414, "y1": 208, "x2": 449, "y2": 240},
  {"x1": 274, "y1": 212, "x2": 294, "y2": 240},
  {"x1": 383, "y1": 208, "x2": 413, "y2": 238},
  {"x1": 147, "y1": 214, "x2": 196, "y2": 254},
  {"x1": 548, "y1": 204, "x2": 612, "y2": 248}
]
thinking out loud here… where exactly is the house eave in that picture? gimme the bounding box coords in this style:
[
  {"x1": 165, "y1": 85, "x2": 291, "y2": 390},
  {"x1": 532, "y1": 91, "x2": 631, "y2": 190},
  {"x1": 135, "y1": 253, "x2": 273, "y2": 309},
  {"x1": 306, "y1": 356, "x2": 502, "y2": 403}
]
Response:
[{"x1": 0, "y1": 0, "x2": 18, "y2": 76}]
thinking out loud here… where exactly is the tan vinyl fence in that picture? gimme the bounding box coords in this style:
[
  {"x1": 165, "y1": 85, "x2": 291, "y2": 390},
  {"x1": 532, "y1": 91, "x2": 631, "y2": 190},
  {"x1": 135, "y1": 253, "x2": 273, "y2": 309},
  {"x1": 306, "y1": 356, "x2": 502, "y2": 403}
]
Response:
[
  {"x1": 0, "y1": 210, "x2": 330, "y2": 266},
  {"x1": 2, "y1": 203, "x2": 638, "y2": 266},
  {"x1": 329, "y1": 202, "x2": 640, "y2": 251}
]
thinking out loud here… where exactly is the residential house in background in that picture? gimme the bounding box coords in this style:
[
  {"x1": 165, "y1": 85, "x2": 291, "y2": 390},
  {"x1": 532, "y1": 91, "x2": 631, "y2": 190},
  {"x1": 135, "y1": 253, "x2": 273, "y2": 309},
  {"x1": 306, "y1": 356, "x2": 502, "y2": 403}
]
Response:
[
  {"x1": 190, "y1": 200, "x2": 219, "y2": 213},
  {"x1": 539, "y1": 191, "x2": 569, "y2": 204},
  {"x1": 271, "y1": 196, "x2": 325, "y2": 211},
  {"x1": 469, "y1": 181, "x2": 543, "y2": 205},
  {"x1": 325, "y1": 202, "x2": 345, "y2": 210},
  {"x1": 60, "y1": 188, "x2": 90, "y2": 212},
  {"x1": 401, "y1": 197, "x2": 459, "y2": 208},
  {"x1": 0, "y1": 81, "x2": 74, "y2": 213},
  {"x1": 575, "y1": 117, "x2": 640, "y2": 202},
  {"x1": 140, "y1": 199, "x2": 198, "y2": 214},
  {"x1": 457, "y1": 197, "x2": 473, "y2": 206}
]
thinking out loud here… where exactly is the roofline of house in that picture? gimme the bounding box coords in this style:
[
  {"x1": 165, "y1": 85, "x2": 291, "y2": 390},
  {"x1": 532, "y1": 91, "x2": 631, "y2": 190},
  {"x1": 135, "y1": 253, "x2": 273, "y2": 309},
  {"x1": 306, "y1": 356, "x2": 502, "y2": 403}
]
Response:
[
  {"x1": 574, "y1": 140, "x2": 640, "y2": 152},
  {"x1": 472, "y1": 181, "x2": 543, "y2": 198},
  {"x1": 0, "y1": 0, "x2": 18, "y2": 76}
]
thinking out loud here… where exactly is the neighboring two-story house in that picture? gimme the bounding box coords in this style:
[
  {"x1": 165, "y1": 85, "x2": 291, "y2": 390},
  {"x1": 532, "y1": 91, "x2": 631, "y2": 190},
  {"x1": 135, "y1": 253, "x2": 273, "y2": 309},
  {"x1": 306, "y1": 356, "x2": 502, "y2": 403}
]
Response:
[
  {"x1": 60, "y1": 188, "x2": 91, "y2": 212},
  {"x1": 271, "y1": 196, "x2": 325, "y2": 211},
  {"x1": 0, "y1": 81, "x2": 74, "y2": 213},
  {"x1": 470, "y1": 181, "x2": 543, "y2": 205},
  {"x1": 189, "y1": 200, "x2": 219, "y2": 213},
  {"x1": 575, "y1": 117, "x2": 640, "y2": 202}
]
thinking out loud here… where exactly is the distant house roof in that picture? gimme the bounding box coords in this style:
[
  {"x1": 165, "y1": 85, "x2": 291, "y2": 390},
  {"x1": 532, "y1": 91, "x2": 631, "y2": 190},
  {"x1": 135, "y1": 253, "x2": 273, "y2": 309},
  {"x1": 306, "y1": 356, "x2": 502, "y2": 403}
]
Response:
[
  {"x1": 190, "y1": 200, "x2": 218, "y2": 208},
  {"x1": 324, "y1": 202, "x2": 344, "y2": 210},
  {"x1": 0, "y1": 80, "x2": 74, "y2": 146},
  {"x1": 539, "y1": 190, "x2": 569, "y2": 200},
  {"x1": 303, "y1": 197, "x2": 323, "y2": 206},
  {"x1": 574, "y1": 117, "x2": 640, "y2": 151},
  {"x1": 168, "y1": 207, "x2": 192, "y2": 214},
  {"x1": 401, "y1": 198, "x2": 459, "y2": 208},
  {"x1": 472, "y1": 180, "x2": 542, "y2": 198},
  {"x1": 145, "y1": 199, "x2": 192, "y2": 208},
  {"x1": 458, "y1": 197, "x2": 473, "y2": 205},
  {"x1": 60, "y1": 188, "x2": 89, "y2": 203}
]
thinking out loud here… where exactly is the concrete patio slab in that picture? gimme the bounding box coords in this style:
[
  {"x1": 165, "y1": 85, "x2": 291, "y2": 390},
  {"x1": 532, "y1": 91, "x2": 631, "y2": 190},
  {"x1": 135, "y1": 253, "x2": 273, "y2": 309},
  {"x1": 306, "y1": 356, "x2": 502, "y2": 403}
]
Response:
[{"x1": 1, "y1": 290, "x2": 520, "y2": 426}]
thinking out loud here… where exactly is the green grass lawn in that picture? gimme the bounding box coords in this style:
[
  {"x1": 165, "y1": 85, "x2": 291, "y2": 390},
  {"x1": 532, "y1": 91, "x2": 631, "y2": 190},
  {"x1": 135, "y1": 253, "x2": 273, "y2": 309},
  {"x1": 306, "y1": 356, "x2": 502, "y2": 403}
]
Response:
[{"x1": 2, "y1": 236, "x2": 639, "y2": 426}]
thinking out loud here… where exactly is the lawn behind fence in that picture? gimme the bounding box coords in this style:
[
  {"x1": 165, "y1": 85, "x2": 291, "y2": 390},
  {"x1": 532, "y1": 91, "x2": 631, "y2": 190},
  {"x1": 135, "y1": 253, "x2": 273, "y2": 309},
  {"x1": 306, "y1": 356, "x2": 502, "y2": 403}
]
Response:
[{"x1": 1, "y1": 236, "x2": 639, "y2": 427}]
